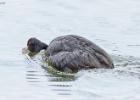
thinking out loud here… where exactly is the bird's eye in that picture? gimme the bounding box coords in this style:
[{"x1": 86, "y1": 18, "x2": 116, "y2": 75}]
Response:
[{"x1": 28, "y1": 41, "x2": 35, "y2": 46}]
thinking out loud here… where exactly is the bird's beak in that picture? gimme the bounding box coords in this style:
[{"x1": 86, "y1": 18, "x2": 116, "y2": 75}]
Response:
[
  {"x1": 22, "y1": 47, "x2": 29, "y2": 54},
  {"x1": 22, "y1": 47, "x2": 38, "y2": 57}
]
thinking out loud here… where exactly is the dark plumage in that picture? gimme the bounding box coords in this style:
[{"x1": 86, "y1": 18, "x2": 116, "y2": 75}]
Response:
[
  {"x1": 27, "y1": 38, "x2": 48, "y2": 53},
  {"x1": 27, "y1": 35, "x2": 114, "y2": 73}
]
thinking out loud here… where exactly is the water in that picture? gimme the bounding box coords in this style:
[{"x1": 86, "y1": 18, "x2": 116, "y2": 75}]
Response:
[{"x1": 0, "y1": 0, "x2": 140, "y2": 100}]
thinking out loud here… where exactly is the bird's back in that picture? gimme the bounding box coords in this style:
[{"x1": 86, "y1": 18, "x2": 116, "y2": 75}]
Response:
[{"x1": 46, "y1": 35, "x2": 114, "y2": 72}]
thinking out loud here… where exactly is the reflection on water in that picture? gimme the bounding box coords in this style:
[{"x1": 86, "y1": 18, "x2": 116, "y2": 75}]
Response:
[
  {"x1": 25, "y1": 56, "x2": 74, "y2": 96},
  {"x1": 23, "y1": 52, "x2": 140, "y2": 100}
]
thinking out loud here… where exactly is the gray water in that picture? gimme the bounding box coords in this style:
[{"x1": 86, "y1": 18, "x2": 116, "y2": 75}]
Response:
[{"x1": 0, "y1": 0, "x2": 140, "y2": 100}]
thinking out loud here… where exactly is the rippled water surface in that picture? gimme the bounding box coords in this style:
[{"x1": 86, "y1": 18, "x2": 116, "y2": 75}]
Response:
[{"x1": 0, "y1": 0, "x2": 140, "y2": 100}]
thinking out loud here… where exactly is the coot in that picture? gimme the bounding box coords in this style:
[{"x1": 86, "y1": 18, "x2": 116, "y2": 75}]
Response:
[{"x1": 26, "y1": 35, "x2": 114, "y2": 73}]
